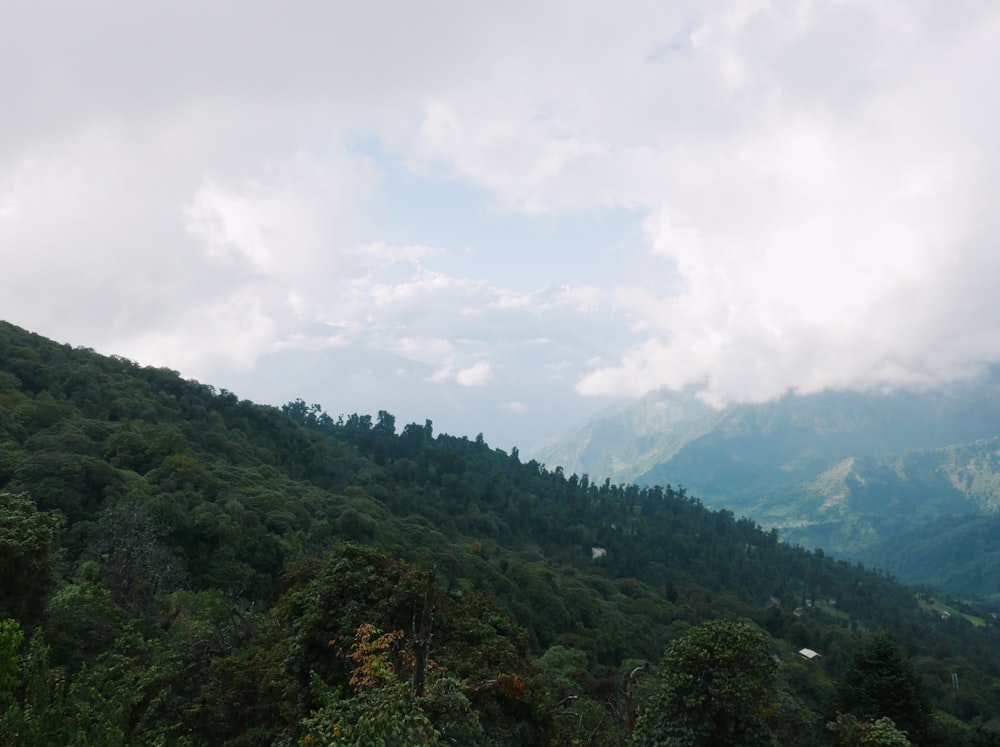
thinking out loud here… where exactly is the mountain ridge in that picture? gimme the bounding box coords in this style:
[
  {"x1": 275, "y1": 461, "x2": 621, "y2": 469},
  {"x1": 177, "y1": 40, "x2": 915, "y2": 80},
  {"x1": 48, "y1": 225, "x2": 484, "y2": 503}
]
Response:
[{"x1": 537, "y1": 382, "x2": 1000, "y2": 582}]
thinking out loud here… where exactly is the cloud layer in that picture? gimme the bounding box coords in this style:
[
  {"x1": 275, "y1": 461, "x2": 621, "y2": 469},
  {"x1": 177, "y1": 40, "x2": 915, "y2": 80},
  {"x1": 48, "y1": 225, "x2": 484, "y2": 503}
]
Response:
[{"x1": 2, "y1": 1, "x2": 1000, "y2": 444}]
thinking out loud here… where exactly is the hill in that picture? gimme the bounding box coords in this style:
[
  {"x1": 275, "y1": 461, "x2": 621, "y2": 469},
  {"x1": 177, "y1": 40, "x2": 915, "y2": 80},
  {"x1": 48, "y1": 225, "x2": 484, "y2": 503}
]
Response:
[{"x1": 2, "y1": 319, "x2": 1000, "y2": 745}]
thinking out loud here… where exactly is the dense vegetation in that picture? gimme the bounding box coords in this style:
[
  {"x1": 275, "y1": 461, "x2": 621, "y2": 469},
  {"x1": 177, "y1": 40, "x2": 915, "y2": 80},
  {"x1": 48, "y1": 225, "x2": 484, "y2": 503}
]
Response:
[
  {"x1": 869, "y1": 512, "x2": 1000, "y2": 599},
  {"x1": 2, "y1": 319, "x2": 1000, "y2": 745}
]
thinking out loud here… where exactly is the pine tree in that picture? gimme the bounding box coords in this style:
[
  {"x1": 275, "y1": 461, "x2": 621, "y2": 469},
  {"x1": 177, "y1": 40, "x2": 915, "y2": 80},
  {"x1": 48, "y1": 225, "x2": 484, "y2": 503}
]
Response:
[{"x1": 838, "y1": 631, "x2": 932, "y2": 744}]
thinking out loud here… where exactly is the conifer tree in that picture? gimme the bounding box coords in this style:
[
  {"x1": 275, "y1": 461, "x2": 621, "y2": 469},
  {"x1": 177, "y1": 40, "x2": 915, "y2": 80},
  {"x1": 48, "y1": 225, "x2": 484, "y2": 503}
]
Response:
[{"x1": 838, "y1": 632, "x2": 932, "y2": 745}]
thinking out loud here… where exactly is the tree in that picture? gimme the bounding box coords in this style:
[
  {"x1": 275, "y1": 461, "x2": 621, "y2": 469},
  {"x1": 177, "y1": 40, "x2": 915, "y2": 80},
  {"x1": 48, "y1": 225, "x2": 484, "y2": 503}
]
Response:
[
  {"x1": 631, "y1": 619, "x2": 778, "y2": 746},
  {"x1": 93, "y1": 500, "x2": 183, "y2": 614},
  {"x1": 534, "y1": 645, "x2": 620, "y2": 746},
  {"x1": 44, "y1": 565, "x2": 125, "y2": 672},
  {"x1": 827, "y1": 713, "x2": 912, "y2": 746},
  {"x1": 0, "y1": 619, "x2": 23, "y2": 707},
  {"x1": 837, "y1": 632, "x2": 932, "y2": 744},
  {"x1": 0, "y1": 627, "x2": 145, "y2": 747},
  {"x1": 301, "y1": 624, "x2": 445, "y2": 747},
  {"x1": 0, "y1": 492, "x2": 64, "y2": 623}
]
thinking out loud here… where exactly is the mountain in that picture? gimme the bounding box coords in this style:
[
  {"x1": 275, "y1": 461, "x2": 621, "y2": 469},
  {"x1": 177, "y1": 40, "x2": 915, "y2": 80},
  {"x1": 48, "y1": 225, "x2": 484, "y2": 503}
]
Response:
[
  {"x1": 535, "y1": 383, "x2": 1000, "y2": 562},
  {"x1": 4, "y1": 318, "x2": 1000, "y2": 744}
]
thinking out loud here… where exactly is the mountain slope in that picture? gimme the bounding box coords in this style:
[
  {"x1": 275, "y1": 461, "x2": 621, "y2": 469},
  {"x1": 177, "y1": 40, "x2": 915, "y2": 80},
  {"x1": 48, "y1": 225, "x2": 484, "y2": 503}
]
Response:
[
  {"x1": 536, "y1": 383, "x2": 1000, "y2": 561},
  {"x1": 867, "y1": 512, "x2": 1000, "y2": 597},
  {"x1": 4, "y1": 319, "x2": 1000, "y2": 743}
]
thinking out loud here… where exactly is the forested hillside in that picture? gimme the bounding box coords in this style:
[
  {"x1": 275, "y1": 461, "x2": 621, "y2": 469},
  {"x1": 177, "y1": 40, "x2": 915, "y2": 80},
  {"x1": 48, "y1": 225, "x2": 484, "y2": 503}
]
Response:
[
  {"x1": 868, "y1": 512, "x2": 1000, "y2": 598},
  {"x1": 2, "y1": 319, "x2": 1000, "y2": 745}
]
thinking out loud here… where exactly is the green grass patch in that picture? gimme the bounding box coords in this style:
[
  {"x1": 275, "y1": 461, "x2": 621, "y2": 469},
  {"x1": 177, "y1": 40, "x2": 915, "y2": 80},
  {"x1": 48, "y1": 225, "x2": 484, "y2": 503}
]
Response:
[{"x1": 918, "y1": 597, "x2": 986, "y2": 627}]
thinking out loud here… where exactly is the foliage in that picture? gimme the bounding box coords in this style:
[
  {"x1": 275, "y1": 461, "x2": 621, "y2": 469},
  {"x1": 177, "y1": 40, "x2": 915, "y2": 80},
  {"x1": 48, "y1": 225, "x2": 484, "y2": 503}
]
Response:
[
  {"x1": 302, "y1": 624, "x2": 481, "y2": 747},
  {"x1": 630, "y1": 619, "x2": 778, "y2": 746},
  {"x1": 0, "y1": 492, "x2": 64, "y2": 623},
  {"x1": 0, "y1": 619, "x2": 23, "y2": 705},
  {"x1": 303, "y1": 679, "x2": 442, "y2": 747},
  {"x1": 43, "y1": 574, "x2": 125, "y2": 672},
  {"x1": 93, "y1": 500, "x2": 184, "y2": 614},
  {"x1": 837, "y1": 632, "x2": 932, "y2": 745},
  {"x1": 827, "y1": 713, "x2": 911, "y2": 746}
]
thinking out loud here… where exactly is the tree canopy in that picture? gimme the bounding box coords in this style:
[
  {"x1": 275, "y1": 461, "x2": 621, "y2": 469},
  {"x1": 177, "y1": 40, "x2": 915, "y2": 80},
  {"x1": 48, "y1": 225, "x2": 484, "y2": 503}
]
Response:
[
  {"x1": 631, "y1": 619, "x2": 778, "y2": 746},
  {"x1": 838, "y1": 632, "x2": 932, "y2": 744}
]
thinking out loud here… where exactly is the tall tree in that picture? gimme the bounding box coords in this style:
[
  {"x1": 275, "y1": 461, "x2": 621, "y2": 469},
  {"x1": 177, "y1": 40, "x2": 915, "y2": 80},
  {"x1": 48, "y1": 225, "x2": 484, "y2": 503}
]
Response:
[
  {"x1": 93, "y1": 501, "x2": 183, "y2": 614},
  {"x1": 0, "y1": 492, "x2": 64, "y2": 624},
  {"x1": 837, "y1": 631, "x2": 932, "y2": 745},
  {"x1": 631, "y1": 619, "x2": 778, "y2": 746}
]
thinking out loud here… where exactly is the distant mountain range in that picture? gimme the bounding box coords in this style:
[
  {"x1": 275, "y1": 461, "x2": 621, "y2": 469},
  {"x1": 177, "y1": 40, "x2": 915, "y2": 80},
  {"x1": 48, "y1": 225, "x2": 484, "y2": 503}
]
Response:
[{"x1": 535, "y1": 378, "x2": 1000, "y2": 593}]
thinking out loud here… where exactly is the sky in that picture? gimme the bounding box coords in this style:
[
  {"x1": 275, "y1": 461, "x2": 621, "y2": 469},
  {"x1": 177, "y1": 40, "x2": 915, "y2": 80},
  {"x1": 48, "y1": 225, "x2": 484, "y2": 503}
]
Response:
[{"x1": 3, "y1": 1, "x2": 1000, "y2": 453}]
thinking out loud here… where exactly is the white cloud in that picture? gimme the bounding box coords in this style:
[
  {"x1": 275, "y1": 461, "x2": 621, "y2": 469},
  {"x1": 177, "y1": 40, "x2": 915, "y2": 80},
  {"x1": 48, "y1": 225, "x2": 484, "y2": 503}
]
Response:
[
  {"x1": 429, "y1": 365, "x2": 454, "y2": 384},
  {"x1": 529, "y1": 2, "x2": 1000, "y2": 405},
  {"x1": 491, "y1": 291, "x2": 536, "y2": 310},
  {"x1": 455, "y1": 362, "x2": 493, "y2": 387},
  {"x1": 498, "y1": 400, "x2": 528, "y2": 413},
  {"x1": 4, "y1": 0, "x2": 1000, "y2": 446},
  {"x1": 352, "y1": 242, "x2": 449, "y2": 264},
  {"x1": 117, "y1": 288, "x2": 281, "y2": 373},
  {"x1": 272, "y1": 333, "x2": 350, "y2": 353},
  {"x1": 396, "y1": 337, "x2": 455, "y2": 365}
]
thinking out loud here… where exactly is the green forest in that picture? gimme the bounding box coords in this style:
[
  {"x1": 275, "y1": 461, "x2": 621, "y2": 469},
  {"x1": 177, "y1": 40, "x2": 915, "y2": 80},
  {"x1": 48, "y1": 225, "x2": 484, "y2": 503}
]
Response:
[{"x1": 2, "y1": 319, "x2": 1000, "y2": 746}]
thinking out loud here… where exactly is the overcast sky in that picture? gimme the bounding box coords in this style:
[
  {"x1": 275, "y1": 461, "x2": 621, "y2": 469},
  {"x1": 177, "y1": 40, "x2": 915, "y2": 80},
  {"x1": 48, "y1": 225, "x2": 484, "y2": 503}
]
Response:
[{"x1": 3, "y1": 1, "x2": 1000, "y2": 452}]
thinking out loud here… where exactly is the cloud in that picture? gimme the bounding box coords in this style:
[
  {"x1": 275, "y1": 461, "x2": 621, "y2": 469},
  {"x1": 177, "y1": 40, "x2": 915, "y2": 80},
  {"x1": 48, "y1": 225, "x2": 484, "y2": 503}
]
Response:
[
  {"x1": 370, "y1": 2, "x2": 1000, "y2": 407},
  {"x1": 116, "y1": 288, "x2": 281, "y2": 372},
  {"x1": 498, "y1": 400, "x2": 528, "y2": 413},
  {"x1": 571, "y1": 3, "x2": 1000, "y2": 403},
  {"x1": 183, "y1": 154, "x2": 375, "y2": 285},
  {"x1": 3, "y1": 0, "x2": 1000, "y2": 444},
  {"x1": 0, "y1": 124, "x2": 377, "y2": 375},
  {"x1": 455, "y1": 362, "x2": 493, "y2": 387},
  {"x1": 395, "y1": 337, "x2": 455, "y2": 367},
  {"x1": 272, "y1": 333, "x2": 350, "y2": 353}
]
